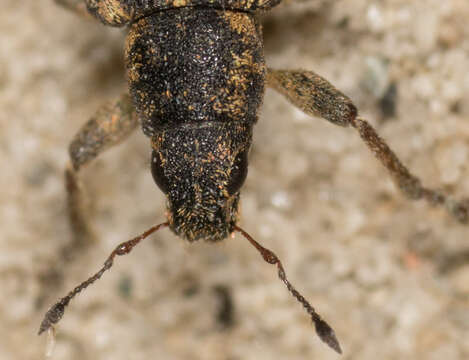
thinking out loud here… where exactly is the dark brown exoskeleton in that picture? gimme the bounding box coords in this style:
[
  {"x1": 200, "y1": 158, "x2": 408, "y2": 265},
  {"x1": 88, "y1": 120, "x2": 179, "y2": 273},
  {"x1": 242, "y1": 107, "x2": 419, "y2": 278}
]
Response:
[
  {"x1": 40, "y1": 0, "x2": 469, "y2": 354},
  {"x1": 128, "y1": 5, "x2": 266, "y2": 241}
]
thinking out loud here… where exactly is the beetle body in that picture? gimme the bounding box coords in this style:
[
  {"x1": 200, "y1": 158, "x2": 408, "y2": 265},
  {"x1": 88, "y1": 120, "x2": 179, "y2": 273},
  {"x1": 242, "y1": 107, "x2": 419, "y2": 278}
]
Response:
[
  {"x1": 122, "y1": 7, "x2": 265, "y2": 241},
  {"x1": 82, "y1": 0, "x2": 279, "y2": 242}
]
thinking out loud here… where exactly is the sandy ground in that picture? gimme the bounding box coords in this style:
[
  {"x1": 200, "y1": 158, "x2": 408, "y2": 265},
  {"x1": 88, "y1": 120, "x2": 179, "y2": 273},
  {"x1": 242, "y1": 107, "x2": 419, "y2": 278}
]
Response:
[{"x1": 1, "y1": 1, "x2": 469, "y2": 359}]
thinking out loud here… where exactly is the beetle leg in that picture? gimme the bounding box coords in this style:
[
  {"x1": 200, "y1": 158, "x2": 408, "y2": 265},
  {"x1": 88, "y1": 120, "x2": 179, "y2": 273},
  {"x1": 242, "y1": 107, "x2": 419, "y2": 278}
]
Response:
[
  {"x1": 55, "y1": 0, "x2": 132, "y2": 26},
  {"x1": 66, "y1": 93, "x2": 139, "y2": 246},
  {"x1": 54, "y1": 0, "x2": 91, "y2": 19},
  {"x1": 267, "y1": 68, "x2": 469, "y2": 224}
]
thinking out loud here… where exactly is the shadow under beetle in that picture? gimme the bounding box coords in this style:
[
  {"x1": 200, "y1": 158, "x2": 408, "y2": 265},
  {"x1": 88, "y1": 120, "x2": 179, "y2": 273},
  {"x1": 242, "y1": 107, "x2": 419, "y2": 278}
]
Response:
[{"x1": 40, "y1": 0, "x2": 469, "y2": 354}]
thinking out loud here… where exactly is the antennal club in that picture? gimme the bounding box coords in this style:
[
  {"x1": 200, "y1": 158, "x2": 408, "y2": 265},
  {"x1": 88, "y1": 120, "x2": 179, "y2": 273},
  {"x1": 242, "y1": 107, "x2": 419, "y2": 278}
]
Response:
[
  {"x1": 234, "y1": 225, "x2": 342, "y2": 354},
  {"x1": 38, "y1": 222, "x2": 169, "y2": 335}
]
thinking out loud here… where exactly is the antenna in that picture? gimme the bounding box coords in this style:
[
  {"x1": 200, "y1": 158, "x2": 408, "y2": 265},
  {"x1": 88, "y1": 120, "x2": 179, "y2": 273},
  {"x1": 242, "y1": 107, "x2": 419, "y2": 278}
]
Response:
[
  {"x1": 38, "y1": 222, "x2": 169, "y2": 335},
  {"x1": 234, "y1": 225, "x2": 342, "y2": 354}
]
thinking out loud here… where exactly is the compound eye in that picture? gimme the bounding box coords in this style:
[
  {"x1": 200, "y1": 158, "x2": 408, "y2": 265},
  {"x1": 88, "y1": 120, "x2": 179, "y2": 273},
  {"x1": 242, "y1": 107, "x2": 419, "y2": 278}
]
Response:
[
  {"x1": 151, "y1": 151, "x2": 170, "y2": 194},
  {"x1": 227, "y1": 150, "x2": 248, "y2": 196}
]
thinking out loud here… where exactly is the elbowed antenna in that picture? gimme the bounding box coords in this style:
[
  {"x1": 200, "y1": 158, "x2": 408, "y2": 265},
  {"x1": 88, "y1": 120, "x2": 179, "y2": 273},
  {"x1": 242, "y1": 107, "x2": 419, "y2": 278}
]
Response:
[
  {"x1": 234, "y1": 225, "x2": 342, "y2": 354},
  {"x1": 38, "y1": 222, "x2": 169, "y2": 335},
  {"x1": 39, "y1": 221, "x2": 342, "y2": 354}
]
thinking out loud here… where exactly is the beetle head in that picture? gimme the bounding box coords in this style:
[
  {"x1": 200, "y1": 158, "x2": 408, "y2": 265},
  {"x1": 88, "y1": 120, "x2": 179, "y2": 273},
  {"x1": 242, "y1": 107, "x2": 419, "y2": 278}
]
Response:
[{"x1": 151, "y1": 122, "x2": 252, "y2": 242}]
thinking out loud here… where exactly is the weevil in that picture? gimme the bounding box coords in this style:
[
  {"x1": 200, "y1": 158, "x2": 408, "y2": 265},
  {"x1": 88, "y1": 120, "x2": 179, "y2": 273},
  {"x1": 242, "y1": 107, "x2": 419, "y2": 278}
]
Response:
[{"x1": 39, "y1": 0, "x2": 469, "y2": 354}]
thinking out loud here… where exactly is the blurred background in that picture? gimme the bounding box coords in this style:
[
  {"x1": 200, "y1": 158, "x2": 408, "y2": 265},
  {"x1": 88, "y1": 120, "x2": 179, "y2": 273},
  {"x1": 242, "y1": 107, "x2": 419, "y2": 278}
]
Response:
[{"x1": 1, "y1": 0, "x2": 468, "y2": 359}]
